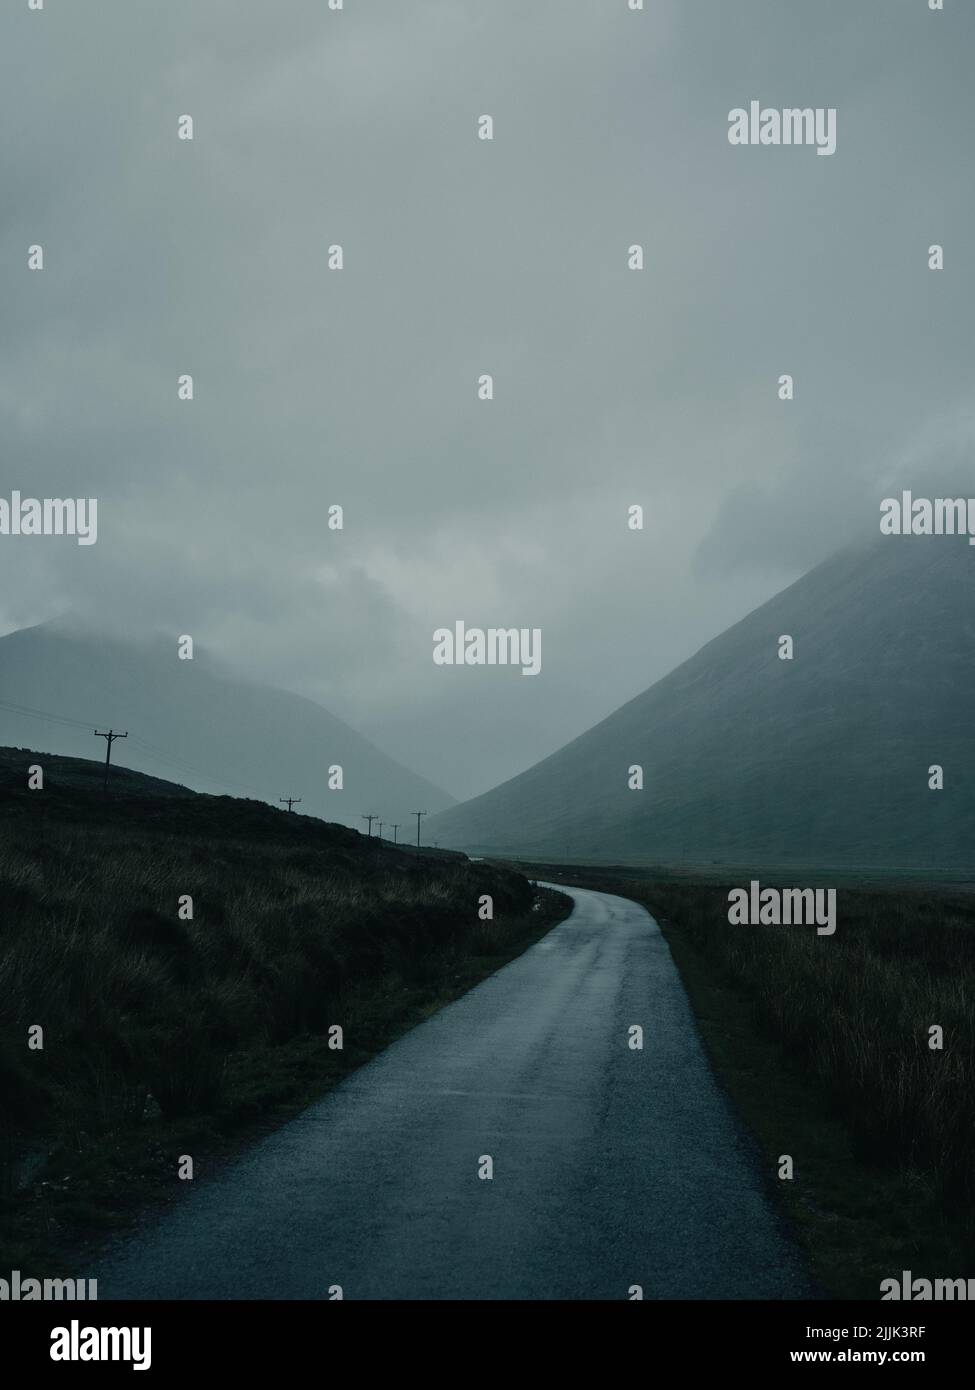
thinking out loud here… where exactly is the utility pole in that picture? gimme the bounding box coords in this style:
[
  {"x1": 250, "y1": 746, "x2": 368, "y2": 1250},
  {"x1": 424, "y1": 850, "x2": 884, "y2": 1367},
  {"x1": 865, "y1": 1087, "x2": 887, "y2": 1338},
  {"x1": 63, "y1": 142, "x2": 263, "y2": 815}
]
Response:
[
  {"x1": 279, "y1": 797, "x2": 302, "y2": 813},
  {"x1": 412, "y1": 809, "x2": 427, "y2": 847},
  {"x1": 94, "y1": 729, "x2": 127, "y2": 794},
  {"x1": 390, "y1": 823, "x2": 400, "y2": 846},
  {"x1": 376, "y1": 820, "x2": 384, "y2": 841},
  {"x1": 361, "y1": 814, "x2": 378, "y2": 837}
]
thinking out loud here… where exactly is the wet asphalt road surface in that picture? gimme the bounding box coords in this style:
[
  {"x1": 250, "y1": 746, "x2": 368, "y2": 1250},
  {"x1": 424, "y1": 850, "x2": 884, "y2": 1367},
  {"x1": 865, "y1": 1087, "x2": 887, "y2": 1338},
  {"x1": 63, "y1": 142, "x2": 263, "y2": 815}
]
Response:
[{"x1": 92, "y1": 884, "x2": 813, "y2": 1299}]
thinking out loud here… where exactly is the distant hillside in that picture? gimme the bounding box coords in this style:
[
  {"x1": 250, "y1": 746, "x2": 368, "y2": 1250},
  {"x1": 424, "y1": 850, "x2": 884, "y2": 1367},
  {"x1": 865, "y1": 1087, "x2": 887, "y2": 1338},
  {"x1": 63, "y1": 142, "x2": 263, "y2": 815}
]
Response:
[
  {"x1": 0, "y1": 621, "x2": 453, "y2": 831},
  {"x1": 0, "y1": 744, "x2": 464, "y2": 860},
  {"x1": 428, "y1": 540, "x2": 975, "y2": 869}
]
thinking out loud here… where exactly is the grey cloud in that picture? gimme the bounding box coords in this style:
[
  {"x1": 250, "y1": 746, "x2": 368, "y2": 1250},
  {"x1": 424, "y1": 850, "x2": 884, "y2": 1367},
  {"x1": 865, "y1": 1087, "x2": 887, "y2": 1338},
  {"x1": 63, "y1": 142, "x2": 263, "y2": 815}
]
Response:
[{"x1": 1, "y1": 0, "x2": 972, "y2": 797}]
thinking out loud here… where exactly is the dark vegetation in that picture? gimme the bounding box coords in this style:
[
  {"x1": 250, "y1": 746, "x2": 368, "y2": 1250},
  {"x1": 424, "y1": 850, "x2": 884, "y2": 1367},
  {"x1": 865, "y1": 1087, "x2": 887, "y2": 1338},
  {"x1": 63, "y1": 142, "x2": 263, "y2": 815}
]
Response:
[
  {"x1": 0, "y1": 749, "x2": 568, "y2": 1271},
  {"x1": 521, "y1": 863, "x2": 975, "y2": 1297}
]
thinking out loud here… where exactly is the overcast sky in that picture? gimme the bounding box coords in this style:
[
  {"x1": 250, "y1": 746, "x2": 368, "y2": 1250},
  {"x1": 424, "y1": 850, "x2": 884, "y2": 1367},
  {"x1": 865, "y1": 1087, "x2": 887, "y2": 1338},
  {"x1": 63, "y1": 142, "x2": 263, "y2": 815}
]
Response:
[{"x1": 1, "y1": 0, "x2": 973, "y2": 800}]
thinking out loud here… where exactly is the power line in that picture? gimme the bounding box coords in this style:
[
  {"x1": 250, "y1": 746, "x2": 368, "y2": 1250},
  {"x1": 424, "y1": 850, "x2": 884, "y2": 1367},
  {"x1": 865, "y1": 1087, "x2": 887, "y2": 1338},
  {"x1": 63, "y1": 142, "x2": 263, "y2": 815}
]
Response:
[
  {"x1": 126, "y1": 734, "x2": 267, "y2": 797},
  {"x1": 0, "y1": 693, "x2": 268, "y2": 799},
  {"x1": 0, "y1": 695, "x2": 98, "y2": 734}
]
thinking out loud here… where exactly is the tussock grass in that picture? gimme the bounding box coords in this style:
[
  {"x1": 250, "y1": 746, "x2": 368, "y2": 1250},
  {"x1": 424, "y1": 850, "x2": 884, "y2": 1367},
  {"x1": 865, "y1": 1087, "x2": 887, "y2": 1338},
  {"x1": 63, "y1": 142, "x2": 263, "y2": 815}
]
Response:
[
  {"x1": 633, "y1": 880, "x2": 975, "y2": 1209},
  {"x1": 0, "y1": 778, "x2": 541, "y2": 1211}
]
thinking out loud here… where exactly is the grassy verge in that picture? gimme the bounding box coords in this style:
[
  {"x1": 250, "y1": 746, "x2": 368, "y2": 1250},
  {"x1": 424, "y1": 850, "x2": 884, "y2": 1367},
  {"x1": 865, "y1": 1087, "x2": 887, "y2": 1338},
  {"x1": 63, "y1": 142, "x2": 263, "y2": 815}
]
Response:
[
  {"x1": 0, "y1": 770, "x2": 571, "y2": 1276},
  {"x1": 517, "y1": 864, "x2": 975, "y2": 1299}
]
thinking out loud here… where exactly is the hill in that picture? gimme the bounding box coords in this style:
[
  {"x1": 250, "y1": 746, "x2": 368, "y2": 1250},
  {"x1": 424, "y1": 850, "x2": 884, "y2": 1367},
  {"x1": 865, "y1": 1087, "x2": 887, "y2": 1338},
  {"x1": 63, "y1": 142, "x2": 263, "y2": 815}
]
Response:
[
  {"x1": 0, "y1": 745, "x2": 194, "y2": 799},
  {"x1": 0, "y1": 620, "x2": 453, "y2": 830},
  {"x1": 0, "y1": 743, "x2": 462, "y2": 857},
  {"x1": 428, "y1": 539, "x2": 975, "y2": 869}
]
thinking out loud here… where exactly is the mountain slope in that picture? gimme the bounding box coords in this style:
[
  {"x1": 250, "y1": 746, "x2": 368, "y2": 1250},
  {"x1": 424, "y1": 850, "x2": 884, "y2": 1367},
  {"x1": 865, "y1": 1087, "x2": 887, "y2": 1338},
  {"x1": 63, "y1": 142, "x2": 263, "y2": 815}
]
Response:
[
  {"x1": 428, "y1": 540, "x2": 975, "y2": 868},
  {"x1": 0, "y1": 621, "x2": 453, "y2": 829},
  {"x1": 0, "y1": 744, "x2": 194, "y2": 799}
]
